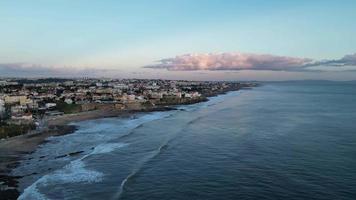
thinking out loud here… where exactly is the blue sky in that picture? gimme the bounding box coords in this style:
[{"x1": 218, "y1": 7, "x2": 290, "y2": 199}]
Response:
[{"x1": 1, "y1": 0, "x2": 356, "y2": 80}]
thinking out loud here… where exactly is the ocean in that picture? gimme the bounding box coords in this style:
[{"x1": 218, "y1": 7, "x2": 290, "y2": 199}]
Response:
[{"x1": 13, "y1": 81, "x2": 356, "y2": 200}]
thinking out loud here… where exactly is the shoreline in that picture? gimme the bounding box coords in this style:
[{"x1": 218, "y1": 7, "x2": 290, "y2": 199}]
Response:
[
  {"x1": 0, "y1": 88, "x2": 243, "y2": 199},
  {"x1": 0, "y1": 106, "x2": 179, "y2": 199}
]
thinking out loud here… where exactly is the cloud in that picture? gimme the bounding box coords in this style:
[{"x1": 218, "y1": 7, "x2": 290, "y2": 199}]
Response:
[
  {"x1": 309, "y1": 53, "x2": 356, "y2": 67},
  {"x1": 0, "y1": 63, "x2": 122, "y2": 77},
  {"x1": 145, "y1": 53, "x2": 313, "y2": 71},
  {"x1": 145, "y1": 52, "x2": 356, "y2": 71},
  {"x1": 2, "y1": 52, "x2": 356, "y2": 78}
]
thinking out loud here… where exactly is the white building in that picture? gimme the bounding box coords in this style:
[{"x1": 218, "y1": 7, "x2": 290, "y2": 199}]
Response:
[
  {"x1": 64, "y1": 98, "x2": 73, "y2": 104},
  {"x1": 113, "y1": 84, "x2": 129, "y2": 90}
]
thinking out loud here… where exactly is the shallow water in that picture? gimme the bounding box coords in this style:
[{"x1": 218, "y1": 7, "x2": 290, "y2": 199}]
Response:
[{"x1": 14, "y1": 81, "x2": 356, "y2": 200}]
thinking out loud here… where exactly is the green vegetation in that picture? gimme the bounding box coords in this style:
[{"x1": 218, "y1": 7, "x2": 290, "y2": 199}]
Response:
[
  {"x1": 0, "y1": 123, "x2": 36, "y2": 139},
  {"x1": 55, "y1": 101, "x2": 81, "y2": 114}
]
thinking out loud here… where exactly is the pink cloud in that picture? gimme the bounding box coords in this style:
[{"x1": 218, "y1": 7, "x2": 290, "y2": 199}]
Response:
[{"x1": 145, "y1": 53, "x2": 313, "y2": 71}]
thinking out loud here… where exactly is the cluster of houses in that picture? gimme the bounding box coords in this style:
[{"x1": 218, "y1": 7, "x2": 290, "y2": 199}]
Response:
[{"x1": 0, "y1": 78, "x2": 243, "y2": 125}]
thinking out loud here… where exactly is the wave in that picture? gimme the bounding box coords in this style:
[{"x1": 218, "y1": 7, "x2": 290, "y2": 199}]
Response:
[
  {"x1": 114, "y1": 139, "x2": 172, "y2": 199},
  {"x1": 18, "y1": 93, "x2": 239, "y2": 199},
  {"x1": 113, "y1": 112, "x2": 207, "y2": 199},
  {"x1": 86, "y1": 143, "x2": 127, "y2": 157},
  {"x1": 19, "y1": 142, "x2": 127, "y2": 200},
  {"x1": 18, "y1": 112, "x2": 173, "y2": 199},
  {"x1": 117, "y1": 112, "x2": 175, "y2": 141},
  {"x1": 187, "y1": 116, "x2": 204, "y2": 125},
  {"x1": 19, "y1": 159, "x2": 103, "y2": 200}
]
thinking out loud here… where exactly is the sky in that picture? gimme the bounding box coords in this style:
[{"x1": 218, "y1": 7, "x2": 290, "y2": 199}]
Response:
[{"x1": 1, "y1": 0, "x2": 356, "y2": 80}]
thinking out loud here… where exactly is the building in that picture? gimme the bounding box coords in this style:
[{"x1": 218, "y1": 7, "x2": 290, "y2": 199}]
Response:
[
  {"x1": 11, "y1": 113, "x2": 33, "y2": 121},
  {"x1": 64, "y1": 98, "x2": 73, "y2": 104},
  {"x1": 149, "y1": 92, "x2": 163, "y2": 99},
  {"x1": 113, "y1": 84, "x2": 129, "y2": 89},
  {"x1": 4, "y1": 96, "x2": 28, "y2": 105}
]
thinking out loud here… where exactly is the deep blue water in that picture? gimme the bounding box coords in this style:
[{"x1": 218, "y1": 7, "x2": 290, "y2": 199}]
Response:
[{"x1": 14, "y1": 81, "x2": 356, "y2": 200}]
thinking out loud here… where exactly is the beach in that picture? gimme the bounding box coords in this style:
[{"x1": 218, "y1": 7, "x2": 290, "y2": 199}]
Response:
[
  {"x1": 0, "y1": 107, "x2": 172, "y2": 199},
  {"x1": 0, "y1": 124, "x2": 77, "y2": 199},
  {"x1": 0, "y1": 90, "x2": 225, "y2": 199}
]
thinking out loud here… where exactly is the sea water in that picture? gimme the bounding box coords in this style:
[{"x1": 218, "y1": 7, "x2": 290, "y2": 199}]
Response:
[{"x1": 14, "y1": 81, "x2": 356, "y2": 200}]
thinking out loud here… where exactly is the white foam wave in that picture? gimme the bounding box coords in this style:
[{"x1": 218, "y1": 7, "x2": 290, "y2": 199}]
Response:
[
  {"x1": 89, "y1": 143, "x2": 127, "y2": 156},
  {"x1": 19, "y1": 159, "x2": 103, "y2": 200},
  {"x1": 19, "y1": 142, "x2": 127, "y2": 200},
  {"x1": 18, "y1": 112, "x2": 170, "y2": 199}
]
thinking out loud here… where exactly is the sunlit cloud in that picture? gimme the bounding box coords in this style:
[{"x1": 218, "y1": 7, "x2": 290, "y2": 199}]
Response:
[
  {"x1": 2, "y1": 53, "x2": 356, "y2": 78},
  {"x1": 145, "y1": 52, "x2": 356, "y2": 72},
  {"x1": 145, "y1": 53, "x2": 313, "y2": 71}
]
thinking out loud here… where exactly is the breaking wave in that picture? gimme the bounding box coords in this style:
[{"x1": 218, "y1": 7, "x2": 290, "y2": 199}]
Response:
[{"x1": 19, "y1": 142, "x2": 127, "y2": 200}]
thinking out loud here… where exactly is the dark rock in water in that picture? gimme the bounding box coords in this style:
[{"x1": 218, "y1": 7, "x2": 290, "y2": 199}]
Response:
[
  {"x1": 54, "y1": 154, "x2": 67, "y2": 159},
  {"x1": 0, "y1": 174, "x2": 20, "y2": 188},
  {"x1": 149, "y1": 106, "x2": 178, "y2": 112},
  {"x1": 68, "y1": 151, "x2": 84, "y2": 156},
  {"x1": 0, "y1": 188, "x2": 20, "y2": 200},
  {"x1": 54, "y1": 150, "x2": 84, "y2": 159},
  {"x1": 0, "y1": 174, "x2": 21, "y2": 200}
]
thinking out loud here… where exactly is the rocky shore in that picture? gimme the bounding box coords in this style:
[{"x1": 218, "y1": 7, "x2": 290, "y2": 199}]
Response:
[
  {"x1": 0, "y1": 85, "x2": 248, "y2": 199},
  {"x1": 0, "y1": 125, "x2": 77, "y2": 199}
]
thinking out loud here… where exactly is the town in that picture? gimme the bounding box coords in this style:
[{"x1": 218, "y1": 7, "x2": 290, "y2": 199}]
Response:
[{"x1": 0, "y1": 78, "x2": 256, "y2": 139}]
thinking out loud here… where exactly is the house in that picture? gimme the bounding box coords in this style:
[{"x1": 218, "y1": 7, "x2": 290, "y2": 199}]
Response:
[
  {"x1": 183, "y1": 93, "x2": 192, "y2": 98},
  {"x1": 4, "y1": 95, "x2": 28, "y2": 105},
  {"x1": 172, "y1": 92, "x2": 182, "y2": 98},
  {"x1": 149, "y1": 92, "x2": 163, "y2": 99},
  {"x1": 11, "y1": 105, "x2": 27, "y2": 115},
  {"x1": 191, "y1": 92, "x2": 201, "y2": 98},
  {"x1": 113, "y1": 84, "x2": 129, "y2": 90}
]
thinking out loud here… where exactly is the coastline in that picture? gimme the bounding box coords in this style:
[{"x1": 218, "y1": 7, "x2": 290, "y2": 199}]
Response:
[
  {"x1": 0, "y1": 106, "x2": 178, "y2": 199},
  {"x1": 0, "y1": 87, "x2": 243, "y2": 199}
]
